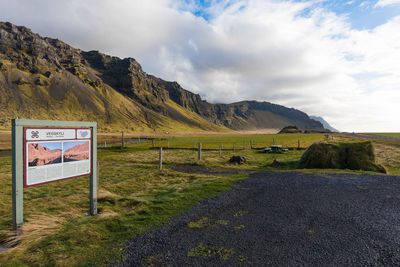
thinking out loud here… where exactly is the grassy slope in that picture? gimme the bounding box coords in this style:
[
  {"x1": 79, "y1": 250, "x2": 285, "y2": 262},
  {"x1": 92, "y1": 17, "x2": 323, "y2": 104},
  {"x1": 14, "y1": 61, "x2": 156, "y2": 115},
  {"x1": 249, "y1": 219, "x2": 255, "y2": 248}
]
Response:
[{"x1": 0, "y1": 133, "x2": 399, "y2": 265}]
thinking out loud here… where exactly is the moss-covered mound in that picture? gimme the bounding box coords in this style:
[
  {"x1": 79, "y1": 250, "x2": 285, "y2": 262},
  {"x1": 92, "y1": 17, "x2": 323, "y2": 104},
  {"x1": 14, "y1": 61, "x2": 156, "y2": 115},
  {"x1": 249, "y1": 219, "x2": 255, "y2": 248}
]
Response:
[{"x1": 299, "y1": 141, "x2": 386, "y2": 173}]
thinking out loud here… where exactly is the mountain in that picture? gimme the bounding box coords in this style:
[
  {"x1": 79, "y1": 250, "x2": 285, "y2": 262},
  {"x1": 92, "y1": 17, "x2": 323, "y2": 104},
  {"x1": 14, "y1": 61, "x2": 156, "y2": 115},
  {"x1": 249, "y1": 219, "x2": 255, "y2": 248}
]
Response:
[
  {"x1": 28, "y1": 143, "x2": 62, "y2": 166},
  {"x1": 309, "y1": 116, "x2": 339, "y2": 132},
  {"x1": 0, "y1": 22, "x2": 325, "y2": 132},
  {"x1": 64, "y1": 141, "x2": 89, "y2": 162}
]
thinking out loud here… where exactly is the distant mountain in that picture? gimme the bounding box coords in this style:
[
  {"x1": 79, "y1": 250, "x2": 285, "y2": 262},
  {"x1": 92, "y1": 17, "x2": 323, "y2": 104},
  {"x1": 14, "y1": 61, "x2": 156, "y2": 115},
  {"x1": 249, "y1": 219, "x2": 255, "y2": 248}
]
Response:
[
  {"x1": 0, "y1": 22, "x2": 325, "y2": 132},
  {"x1": 310, "y1": 116, "x2": 339, "y2": 132}
]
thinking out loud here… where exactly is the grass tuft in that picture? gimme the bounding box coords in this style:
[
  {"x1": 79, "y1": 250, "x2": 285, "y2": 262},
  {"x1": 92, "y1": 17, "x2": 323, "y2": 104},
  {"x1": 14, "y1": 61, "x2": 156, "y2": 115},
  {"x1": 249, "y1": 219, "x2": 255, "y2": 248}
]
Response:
[
  {"x1": 233, "y1": 210, "x2": 248, "y2": 217},
  {"x1": 187, "y1": 217, "x2": 229, "y2": 228}
]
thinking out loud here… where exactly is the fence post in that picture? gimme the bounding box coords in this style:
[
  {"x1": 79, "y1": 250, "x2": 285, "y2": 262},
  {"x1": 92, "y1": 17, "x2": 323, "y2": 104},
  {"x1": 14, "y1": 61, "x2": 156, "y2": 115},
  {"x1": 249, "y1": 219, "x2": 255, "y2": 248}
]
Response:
[
  {"x1": 250, "y1": 140, "x2": 253, "y2": 149},
  {"x1": 104, "y1": 141, "x2": 107, "y2": 148},
  {"x1": 159, "y1": 147, "x2": 163, "y2": 170},
  {"x1": 198, "y1": 143, "x2": 202, "y2": 161},
  {"x1": 219, "y1": 144, "x2": 222, "y2": 157},
  {"x1": 152, "y1": 139, "x2": 155, "y2": 148},
  {"x1": 121, "y1": 131, "x2": 125, "y2": 148},
  {"x1": 167, "y1": 139, "x2": 170, "y2": 148},
  {"x1": 138, "y1": 136, "x2": 141, "y2": 143}
]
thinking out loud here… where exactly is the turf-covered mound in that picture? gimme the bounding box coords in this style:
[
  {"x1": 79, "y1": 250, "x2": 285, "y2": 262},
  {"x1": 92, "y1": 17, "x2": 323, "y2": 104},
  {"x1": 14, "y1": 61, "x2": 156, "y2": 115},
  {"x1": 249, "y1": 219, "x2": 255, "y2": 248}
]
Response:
[
  {"x1": 279, "y1": 125, "x2": 302, "y2": 134},
  {"x1": 299, "y1": 141, "x2": 386, "y2": 173}
]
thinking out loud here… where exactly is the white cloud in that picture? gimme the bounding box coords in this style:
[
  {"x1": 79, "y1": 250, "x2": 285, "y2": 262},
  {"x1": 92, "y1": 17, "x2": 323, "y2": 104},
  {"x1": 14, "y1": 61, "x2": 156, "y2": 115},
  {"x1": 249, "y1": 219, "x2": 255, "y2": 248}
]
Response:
[
  {"x1": 375, "y1": 0, "x2": 400, "y2": 7},
  {"x1": 0, "y1": 0, "x2": 399, "y2": 131}
]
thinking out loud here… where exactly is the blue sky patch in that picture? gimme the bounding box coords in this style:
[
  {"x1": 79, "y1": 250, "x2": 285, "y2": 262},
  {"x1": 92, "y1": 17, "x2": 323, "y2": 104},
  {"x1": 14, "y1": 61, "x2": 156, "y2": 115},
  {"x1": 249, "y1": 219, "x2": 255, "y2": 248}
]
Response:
[
  {"x1": 185, "y1": 0, "x2": 400, "y2": 30},
  {"x1": 320, "y1": 0, "x2": 400, "y2": 30}
]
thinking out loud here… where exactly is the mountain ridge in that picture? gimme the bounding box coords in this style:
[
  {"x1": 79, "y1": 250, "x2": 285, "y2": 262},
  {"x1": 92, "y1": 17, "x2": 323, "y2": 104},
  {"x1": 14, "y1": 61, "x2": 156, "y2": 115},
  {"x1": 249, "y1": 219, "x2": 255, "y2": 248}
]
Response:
[
  {"x1": 0, "y1": 21, "x2": 325, "y2": 132},
  {"x1": 310, "y1": 116, "x2": 338, "y2": 132}
]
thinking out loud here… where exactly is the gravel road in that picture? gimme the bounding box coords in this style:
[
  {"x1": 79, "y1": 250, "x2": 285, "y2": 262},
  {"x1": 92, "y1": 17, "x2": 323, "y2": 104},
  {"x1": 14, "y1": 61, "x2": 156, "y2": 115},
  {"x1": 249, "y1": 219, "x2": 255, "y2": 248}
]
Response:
[
  {"x1": 348, "y1": 133, "x2": 400, "y2": 142},
  {"x1": 112, "y1": 171, "x2": 400, "y2": 266}
]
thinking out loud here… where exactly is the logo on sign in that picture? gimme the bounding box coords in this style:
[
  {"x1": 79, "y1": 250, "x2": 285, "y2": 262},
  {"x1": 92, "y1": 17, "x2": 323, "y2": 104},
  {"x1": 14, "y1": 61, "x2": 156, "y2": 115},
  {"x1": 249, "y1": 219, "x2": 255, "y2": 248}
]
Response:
[
  {"x1": 80, "y1": 131, "x2": 89, "y2": 138},
  {"x1": 31, "y1": 131, "x2": 39, "y2": 139}
]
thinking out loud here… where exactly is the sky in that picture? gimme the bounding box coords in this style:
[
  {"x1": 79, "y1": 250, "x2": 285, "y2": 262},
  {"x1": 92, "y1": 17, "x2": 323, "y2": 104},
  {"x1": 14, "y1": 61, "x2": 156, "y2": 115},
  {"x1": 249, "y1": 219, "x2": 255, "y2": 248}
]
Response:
[
  {"x1": 1, "y1": 0, "x2": 400, "y2": 132},
  {"x1": 34, "y1": 142, "x2": 62, "y2": 151}
]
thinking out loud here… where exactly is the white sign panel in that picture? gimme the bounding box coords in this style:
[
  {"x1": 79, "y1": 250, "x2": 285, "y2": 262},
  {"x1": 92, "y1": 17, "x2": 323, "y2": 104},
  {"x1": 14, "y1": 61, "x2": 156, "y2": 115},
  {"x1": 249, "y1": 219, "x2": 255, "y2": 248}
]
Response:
[
  {"x1": 26, "y1": 128, "x2": 76, "y2": 141},
  {"x1": 24, "y1": 128, "x2": 92, "y2": 187}
]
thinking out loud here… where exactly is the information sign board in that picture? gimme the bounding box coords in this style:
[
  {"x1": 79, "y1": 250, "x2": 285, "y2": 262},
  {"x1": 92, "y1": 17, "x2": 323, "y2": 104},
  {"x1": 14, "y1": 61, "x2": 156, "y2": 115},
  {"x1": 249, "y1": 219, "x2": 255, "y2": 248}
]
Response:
[
  {"x1": 24, "y1": 128, "x2": 92, "y2": 187},
  {"x1": 12, "y1": 119, "x2": 98, "y2": 231}
]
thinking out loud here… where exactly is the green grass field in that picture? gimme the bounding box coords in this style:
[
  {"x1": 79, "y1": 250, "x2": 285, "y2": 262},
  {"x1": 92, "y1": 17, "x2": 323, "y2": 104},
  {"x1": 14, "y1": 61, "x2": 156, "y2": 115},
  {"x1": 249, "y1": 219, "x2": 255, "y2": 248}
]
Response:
[{"x1": 0, "y1": 132, "x2": 398, "y2": 266}]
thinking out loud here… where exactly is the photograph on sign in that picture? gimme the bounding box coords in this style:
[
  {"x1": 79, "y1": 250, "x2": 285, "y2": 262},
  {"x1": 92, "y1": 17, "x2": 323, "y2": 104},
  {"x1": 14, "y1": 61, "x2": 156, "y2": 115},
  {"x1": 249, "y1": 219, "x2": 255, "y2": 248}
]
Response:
[
  {"x1": 28, "y1": 142, "x2": 62, "y2": 166},
  {"x1": 63, "y1": 141, "x2": 90, "y2": 162}
]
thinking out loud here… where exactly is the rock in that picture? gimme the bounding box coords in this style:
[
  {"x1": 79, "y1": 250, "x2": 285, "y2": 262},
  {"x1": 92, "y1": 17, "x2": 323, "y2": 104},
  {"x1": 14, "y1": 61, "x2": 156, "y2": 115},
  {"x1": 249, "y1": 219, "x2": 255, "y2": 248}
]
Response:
[
  {"x1": 13, "y1": 77, "x2": 29, "y2": 85},
  {"x1": 34, "y1": 76, "x2": 49, "y2": 86},
  {"x1": 270, "y1": 159, "x2": 281, "y2": 167},
  {"x1": 43, "y1": 71, "x2": 52, "y2": 78},
  {"x1": 229, "y1": 156, "x2": 246, "y2": 164}
]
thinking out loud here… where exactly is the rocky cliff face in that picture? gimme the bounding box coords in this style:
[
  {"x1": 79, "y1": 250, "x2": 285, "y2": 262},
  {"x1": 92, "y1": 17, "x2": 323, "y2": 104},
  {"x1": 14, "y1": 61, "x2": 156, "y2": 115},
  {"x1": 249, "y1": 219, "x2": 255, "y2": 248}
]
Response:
[
  {"x1": 0, "y1": 22, "x2": 325, "y2": 132},
  {"x1": 310, "y1": 116, "x2": 338, "y2": 132},
  {"x1": 165, "y1": 83, "x2": 323, "y2": 130}
]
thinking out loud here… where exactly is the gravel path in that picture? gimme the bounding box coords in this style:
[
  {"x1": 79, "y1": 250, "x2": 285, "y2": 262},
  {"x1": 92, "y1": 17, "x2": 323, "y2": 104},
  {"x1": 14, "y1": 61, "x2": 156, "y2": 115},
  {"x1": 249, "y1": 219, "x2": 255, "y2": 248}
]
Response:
[
  {"x1": 111, "y1": 171, "x2": 400, "y2": 266},
  {"x1": 348, "y1": 133, "x2": 400, "y2": 141}
]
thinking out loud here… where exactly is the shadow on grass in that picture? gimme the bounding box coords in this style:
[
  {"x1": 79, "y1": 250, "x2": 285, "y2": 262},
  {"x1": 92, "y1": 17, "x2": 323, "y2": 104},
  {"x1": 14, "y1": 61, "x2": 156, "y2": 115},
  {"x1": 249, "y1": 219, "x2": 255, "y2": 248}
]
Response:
[{"x1": 265, "y1": 160, "x2": 300, "y2": 170}]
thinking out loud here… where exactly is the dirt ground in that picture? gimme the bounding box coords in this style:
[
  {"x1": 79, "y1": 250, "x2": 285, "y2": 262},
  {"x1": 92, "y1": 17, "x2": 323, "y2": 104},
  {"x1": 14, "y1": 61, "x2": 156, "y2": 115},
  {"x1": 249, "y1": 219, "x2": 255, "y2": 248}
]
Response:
[
  {"x1": 374, "y1": 143, "x2": 400, "y2": 168},
  {"x1": 171, "y1": 164, "x2": 245, "y2": 175}
]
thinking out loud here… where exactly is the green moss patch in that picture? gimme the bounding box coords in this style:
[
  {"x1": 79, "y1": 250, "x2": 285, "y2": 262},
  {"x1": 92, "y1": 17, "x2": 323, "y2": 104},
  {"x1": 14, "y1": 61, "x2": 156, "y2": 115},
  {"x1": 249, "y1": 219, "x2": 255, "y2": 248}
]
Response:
[
  {"x1": 187, "y1": 243, "x2": 234, "y2": 260},
  {"x1": 233, "y1": 224, "x2": 245, "y2": 230},
  {"x1": 187, "y1": 217, "x2": 228, "y2": 228},
  {"x1": 233, "y1": 210, "x2": 248, "y2": 217},
  {"x1": 187, "y1": 243, "x2": 250, "y2": 263}
]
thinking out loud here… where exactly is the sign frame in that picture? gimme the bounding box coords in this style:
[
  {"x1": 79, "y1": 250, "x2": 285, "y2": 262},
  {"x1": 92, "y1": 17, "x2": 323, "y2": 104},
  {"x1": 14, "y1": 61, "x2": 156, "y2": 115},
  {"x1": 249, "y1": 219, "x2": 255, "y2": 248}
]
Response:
[{"x1": 12, "y1": 119, "x2": 98, "y2": 231}]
